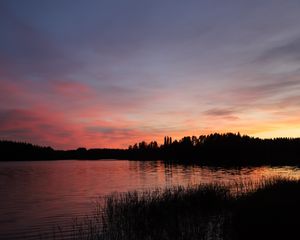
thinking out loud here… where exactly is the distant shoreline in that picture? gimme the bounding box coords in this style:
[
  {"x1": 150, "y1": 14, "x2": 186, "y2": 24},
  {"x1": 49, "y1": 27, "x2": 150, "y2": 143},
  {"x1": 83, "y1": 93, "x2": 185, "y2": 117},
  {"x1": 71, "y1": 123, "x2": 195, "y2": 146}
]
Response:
[{"x1": 1, "y1": 133, "x2": 300, "y2": 166}]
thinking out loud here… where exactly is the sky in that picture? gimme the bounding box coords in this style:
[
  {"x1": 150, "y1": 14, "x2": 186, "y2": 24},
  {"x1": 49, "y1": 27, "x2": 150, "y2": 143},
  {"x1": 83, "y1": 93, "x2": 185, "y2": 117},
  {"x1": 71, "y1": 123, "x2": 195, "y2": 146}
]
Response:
[{"x1": 1, "y1": 0, "x2": 300, "y2": 149}]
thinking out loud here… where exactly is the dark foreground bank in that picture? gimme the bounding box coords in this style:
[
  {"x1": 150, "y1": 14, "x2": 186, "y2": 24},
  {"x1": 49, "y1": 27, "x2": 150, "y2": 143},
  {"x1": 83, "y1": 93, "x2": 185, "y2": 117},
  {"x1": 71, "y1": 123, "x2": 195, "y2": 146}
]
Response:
[{"x1": 66, "y1": 178, "x2": 300, "y2": 240}]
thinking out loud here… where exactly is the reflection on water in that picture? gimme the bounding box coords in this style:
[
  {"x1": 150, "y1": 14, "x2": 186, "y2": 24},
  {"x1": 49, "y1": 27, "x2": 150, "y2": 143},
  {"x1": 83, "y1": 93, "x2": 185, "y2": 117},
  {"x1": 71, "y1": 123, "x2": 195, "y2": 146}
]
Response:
[{"x1": 1, "y1": 160, "x2": 300, "y2": 239}]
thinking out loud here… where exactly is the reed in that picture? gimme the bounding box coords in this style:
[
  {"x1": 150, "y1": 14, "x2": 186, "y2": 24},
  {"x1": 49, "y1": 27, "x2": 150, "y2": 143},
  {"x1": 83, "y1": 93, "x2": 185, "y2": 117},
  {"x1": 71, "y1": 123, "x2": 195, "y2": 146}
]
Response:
[{"x1": 68, "y1": 178, "x2": 300, "y2": 240}]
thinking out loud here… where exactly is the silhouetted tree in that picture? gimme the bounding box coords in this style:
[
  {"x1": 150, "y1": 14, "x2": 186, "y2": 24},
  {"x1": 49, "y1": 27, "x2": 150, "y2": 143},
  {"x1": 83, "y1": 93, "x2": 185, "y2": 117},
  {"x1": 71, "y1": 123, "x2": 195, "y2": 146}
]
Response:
[{"x1": 2, "y1": 133, "x2": 300, "y2": 165}]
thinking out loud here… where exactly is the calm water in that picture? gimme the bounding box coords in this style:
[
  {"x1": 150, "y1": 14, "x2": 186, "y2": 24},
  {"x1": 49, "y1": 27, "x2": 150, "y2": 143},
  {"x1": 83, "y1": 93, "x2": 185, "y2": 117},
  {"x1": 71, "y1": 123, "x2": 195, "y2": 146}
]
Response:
[{"x1": 1, "y1": 160, "x2": 300, "y2": 239}]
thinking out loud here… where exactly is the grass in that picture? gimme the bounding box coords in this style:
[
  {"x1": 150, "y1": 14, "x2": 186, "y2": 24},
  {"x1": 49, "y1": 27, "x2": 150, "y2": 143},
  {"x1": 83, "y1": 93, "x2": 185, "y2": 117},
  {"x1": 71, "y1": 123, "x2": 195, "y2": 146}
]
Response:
[
  {"x1": 232, "y1": 178, "x2": 300, "y2": 240},
  {"x1": 68, "y1": 178, "x2": 300, "y2": 240}
]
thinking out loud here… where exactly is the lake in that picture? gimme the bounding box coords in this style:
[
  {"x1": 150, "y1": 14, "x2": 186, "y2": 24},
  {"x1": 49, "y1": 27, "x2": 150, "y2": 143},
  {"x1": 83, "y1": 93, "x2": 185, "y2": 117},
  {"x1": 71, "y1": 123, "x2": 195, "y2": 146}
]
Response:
[{"x1": 1, "y1": 160, "x2": 300, "y2": 239}]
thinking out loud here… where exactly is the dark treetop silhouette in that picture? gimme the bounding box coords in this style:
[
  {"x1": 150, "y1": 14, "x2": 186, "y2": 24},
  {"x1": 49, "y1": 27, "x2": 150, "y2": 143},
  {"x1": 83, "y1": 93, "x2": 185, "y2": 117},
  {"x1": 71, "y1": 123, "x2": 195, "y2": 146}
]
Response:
[{"x1": 1, "y1": 133, "x2": 300, "y2": 165}]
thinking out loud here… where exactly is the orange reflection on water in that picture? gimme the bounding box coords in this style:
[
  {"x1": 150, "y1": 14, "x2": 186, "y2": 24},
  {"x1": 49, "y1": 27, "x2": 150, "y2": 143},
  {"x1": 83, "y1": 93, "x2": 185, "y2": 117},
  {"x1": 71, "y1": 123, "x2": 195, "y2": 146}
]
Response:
[{"x1": 1, "y1": 160, "x2": 300, "y2": 239}]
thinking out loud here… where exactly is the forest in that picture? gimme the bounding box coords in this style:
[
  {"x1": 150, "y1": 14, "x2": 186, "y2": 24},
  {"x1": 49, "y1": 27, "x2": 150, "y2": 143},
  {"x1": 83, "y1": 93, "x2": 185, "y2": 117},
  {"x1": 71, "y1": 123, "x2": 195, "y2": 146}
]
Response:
[{"x1": 1, "y1": 133, "x2": 300, "y2": 165}]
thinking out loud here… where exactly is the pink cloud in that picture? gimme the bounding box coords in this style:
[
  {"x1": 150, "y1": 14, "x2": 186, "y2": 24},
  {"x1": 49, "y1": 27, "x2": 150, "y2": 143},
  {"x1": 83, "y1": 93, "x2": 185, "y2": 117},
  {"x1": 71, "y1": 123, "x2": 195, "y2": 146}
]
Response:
[
  {"x1": 50, "y1": 80, "x2": 92, "y2": 99},
  {"x1": 0, "y1": 106, "x2": 169, "y2": 149}
]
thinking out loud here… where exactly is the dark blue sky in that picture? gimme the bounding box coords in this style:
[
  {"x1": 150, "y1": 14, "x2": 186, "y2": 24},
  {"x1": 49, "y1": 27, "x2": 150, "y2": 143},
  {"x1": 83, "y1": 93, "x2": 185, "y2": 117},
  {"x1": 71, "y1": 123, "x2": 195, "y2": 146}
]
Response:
[{"x1": 1, "y1": 0, "x2": 300, "y2": 148}]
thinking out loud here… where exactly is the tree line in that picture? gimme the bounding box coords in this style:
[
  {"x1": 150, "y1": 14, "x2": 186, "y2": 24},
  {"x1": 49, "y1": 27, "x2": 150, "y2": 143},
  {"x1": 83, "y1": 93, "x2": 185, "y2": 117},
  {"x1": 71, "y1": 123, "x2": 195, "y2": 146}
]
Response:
[{"x1": 1, "y1": 133, "x2": 300, "y2": 165}]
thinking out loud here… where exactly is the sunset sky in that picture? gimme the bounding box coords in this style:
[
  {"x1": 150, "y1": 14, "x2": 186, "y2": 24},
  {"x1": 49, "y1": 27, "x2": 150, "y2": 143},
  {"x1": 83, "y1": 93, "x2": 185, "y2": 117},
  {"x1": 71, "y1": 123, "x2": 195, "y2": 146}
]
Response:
[{"x1": 1, "y1": 0, "x2": 300, "y2": 149}]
